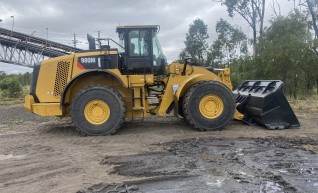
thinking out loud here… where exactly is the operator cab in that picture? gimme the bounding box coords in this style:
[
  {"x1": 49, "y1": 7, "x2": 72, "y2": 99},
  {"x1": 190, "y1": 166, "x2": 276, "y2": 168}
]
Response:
[{"x1": 116, "y1": 25, "x2": 167, "y2": 75}]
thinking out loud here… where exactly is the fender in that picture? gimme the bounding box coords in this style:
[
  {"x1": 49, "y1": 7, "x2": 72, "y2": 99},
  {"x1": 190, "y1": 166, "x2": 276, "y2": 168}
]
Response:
[
  {"x1": 155, "y1": 66, "x2": 222, "y2": 116},
  {"x1": 175, "y1": 73, "x2": 221, "y2": 100},
  {"x1": 170, "y1": 73, "x2": 221, "y2": 117},
  {"x1": 60, "y1": 69, "x2": 127, "y2": 106}
]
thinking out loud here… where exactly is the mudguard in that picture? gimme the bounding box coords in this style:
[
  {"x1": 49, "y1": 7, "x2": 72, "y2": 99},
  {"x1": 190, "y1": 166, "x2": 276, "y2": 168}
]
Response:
[{"x1": 233, "y1": 80, "x2": 300, "y2": 129}]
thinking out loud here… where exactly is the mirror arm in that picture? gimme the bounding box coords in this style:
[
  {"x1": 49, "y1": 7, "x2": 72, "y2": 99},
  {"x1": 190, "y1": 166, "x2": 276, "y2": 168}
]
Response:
[{"x1": 182, "y1": 58, "x2": 191, "y2": 76}]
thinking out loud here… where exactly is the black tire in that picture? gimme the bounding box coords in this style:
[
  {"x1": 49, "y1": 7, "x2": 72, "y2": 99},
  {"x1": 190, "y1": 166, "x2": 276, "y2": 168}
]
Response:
[
  {"x1": 71, "y1": 85, "x2": 125, "y2": 136},
  {"x1": 178, "y1": 98, "x2": 184, "y2": 117},
  {"x1": 182, "y1": 81, "x2": 235, "y2": 131}
]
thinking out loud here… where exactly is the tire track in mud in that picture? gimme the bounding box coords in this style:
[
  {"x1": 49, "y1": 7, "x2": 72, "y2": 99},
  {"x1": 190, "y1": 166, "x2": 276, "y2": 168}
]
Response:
[{"x1": 90, "y1": 137, "x2": 318, "y2": 193}]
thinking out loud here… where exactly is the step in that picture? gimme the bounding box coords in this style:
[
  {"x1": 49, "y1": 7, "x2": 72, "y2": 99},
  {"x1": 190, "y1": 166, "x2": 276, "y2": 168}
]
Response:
[
  {"x1": 132, "y1": 107, "x2": 144, "y2": 110},
  {"x1": 149, "y1": 103, "x2": 160, "y2": 106},
  {"x1": 146, "y1": 96, "x2": 158, "y2": 99}
]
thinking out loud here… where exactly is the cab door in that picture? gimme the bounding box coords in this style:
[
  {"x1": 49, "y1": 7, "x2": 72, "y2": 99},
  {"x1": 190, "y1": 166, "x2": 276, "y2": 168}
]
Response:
[{"x1": 125, "y1": 29, "x2": 153, "y2": 74}]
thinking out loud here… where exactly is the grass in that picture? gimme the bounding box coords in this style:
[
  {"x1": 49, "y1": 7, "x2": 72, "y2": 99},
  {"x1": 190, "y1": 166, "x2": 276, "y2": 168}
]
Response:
[
  {"x1": 286, "y1": 92, "x2": 318, "y2": 110},
  {"x1": 289, "y1": 99, "x2": 318, "y2": 110},
  {"x1": 0, "y1": 98, "x2": 25, "y2": 106},
  {"x1": 0, "y1": 85, "x2": 29, "y2": 106}
]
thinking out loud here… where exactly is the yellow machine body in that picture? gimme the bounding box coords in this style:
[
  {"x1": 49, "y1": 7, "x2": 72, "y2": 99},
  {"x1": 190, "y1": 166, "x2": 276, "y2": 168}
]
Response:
[
  {"x1": 26, "y1": 25, "x2": 299, "y2": 134},
  {"x1": 24, "y1": 51, "x2": 234, "y2": 118},
  {"x1": 25, "y1": 25, "x2": 247, "y2": 135}
]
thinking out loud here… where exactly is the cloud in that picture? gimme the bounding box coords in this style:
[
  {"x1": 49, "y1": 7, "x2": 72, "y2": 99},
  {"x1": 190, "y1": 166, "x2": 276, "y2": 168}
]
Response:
[
  {"x1": 0, "y1": 62, "x2": 32, "y2": 74},
  {"x1": 0, "y1": 0, "x2": 294, "y2": 68}
]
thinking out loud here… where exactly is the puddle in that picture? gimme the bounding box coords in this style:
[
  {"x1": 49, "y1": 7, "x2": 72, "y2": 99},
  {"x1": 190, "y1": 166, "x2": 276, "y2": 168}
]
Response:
[
  {"x1": 278, "y1": 169, "x2": 288, "y2": 174},
  {"x1": 272, "y1": 163, "x2": 296, "y2": 171},
  {"x1": 80, "y1": 138, "x2": 318, "y2": 193},
  {"x1": 260, "y1": 181, "x2": 283, "y2": 193},
  {"x1": 204, "y1": 175, "x2": 226, "y2": 188}
]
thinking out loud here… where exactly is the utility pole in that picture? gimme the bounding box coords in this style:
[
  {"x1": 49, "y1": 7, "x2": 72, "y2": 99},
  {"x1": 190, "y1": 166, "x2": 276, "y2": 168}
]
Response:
[
  {"x1": 28, "y1": 31, "x2": 36, "y2": 42},
  {"x1": 71, "y1": 33, "x2": 79, "y2": 49},
  {"x1": 97, "y1": 30, "x2": 101, "y2": 49},
  {"x1": 73, "y1": 33, "x2": 77, "y2": 48},
  {"x1": 46, "y1": 28, "x2": 48, "y2": 47},
  {"x1": 10, "y1": 16, "x2": 14, "y2": 37}
]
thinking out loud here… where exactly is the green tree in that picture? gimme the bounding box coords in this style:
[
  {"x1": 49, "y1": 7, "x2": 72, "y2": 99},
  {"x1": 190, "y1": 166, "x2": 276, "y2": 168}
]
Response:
[
  {"x1": 230, "y1": 56, "x2": 254, "y2": 88},
  {"x1": 215, "y1": 0, "x2": 265, "y2": 55},
  {"x1": 207, "y1": 19, "x2": 248, "y2": 67},
  {"x1": 0, "y1": 71, "x2": 6, "y2": 80},
  {"x1": 0, "y1": 77, "x2": 23, "y2": 98},
  {"x1": 254, "y1": 11, "x2": 317, "y2": 98},
  {"x1": 289, "y1": 0, "x2": 318, "y2": 37},
  {"x1": 306, "y1": 0, "x2": 318, "y2": 93},
  {"x1": 305, "y1": 0, "x2": 318, "y2": 38},
  {"x1": 181, "y1": 19, "x2": 209, "y2": 65},
  {"x1": 19, "y1": 72, "x2": 32, "y2": 86}
]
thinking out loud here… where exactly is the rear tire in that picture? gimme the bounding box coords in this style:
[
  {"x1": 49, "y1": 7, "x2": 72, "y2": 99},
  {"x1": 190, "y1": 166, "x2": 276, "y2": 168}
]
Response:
[
  {"x1": 71, "y1": 85, "x2": 125, "y2": 136},
  {"x1": 182, "y1": 81, "x2": 235, "y2": 131}
]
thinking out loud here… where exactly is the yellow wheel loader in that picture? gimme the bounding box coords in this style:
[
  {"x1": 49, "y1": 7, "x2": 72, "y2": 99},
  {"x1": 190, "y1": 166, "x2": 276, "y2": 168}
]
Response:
[{"x1": 24, "y1": 25, "x2": 299, "y2": 135}]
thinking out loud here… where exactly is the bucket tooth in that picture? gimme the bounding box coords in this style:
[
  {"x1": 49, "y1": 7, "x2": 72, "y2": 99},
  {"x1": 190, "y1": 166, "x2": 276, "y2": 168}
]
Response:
[{"x1": 233, "y1": 80, "x2": 300, "y2": 129}]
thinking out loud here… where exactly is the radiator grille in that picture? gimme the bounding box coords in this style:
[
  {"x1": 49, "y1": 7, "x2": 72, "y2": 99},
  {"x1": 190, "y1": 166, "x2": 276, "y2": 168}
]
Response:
[{"x1": 53, "y1": 61, "x2": 70, "y2": 96}]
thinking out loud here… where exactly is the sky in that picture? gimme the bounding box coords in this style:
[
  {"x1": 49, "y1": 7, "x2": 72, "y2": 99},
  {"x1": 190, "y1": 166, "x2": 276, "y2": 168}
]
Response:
[{"x1": 0, "y1": 0, "x2": 295, "y2": 74}]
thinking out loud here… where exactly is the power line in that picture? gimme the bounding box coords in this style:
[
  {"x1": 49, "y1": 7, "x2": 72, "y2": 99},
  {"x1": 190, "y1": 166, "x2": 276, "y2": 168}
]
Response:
[{"x1": 13, "y1": 26, "x2": 87, "y2": 39}]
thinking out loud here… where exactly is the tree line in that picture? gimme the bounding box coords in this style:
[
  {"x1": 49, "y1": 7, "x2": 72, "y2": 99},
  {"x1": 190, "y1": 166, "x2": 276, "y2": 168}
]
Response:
[
  {"x1": 180, "y1": 0, "x2": 318, "y2": 98},
  {"x1": 0, "y1": 71, "x2": 31, "y2": 98}
]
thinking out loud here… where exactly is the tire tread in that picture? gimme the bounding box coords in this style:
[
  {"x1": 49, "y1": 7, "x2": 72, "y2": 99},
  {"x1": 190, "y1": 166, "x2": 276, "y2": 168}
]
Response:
[
  {"x1": 182, "y1": 80, "x2": 235, "y2": 131},
  {"x1": 70, "y1": 85, "x2": 126, "y2": 136}
]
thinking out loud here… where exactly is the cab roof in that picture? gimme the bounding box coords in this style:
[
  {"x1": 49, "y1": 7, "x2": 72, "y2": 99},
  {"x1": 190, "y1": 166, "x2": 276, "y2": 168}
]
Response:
[{"x1": 116, "y1": 25, "x2": 160, "y2": 33}]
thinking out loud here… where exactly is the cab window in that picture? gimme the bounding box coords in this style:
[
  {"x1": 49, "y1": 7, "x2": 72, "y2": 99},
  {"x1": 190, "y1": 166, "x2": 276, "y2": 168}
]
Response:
[
  {"x1": 128, "y1": 30, "x2": 148, "y2": 57},
  {"x1": 152, "y1": 33, "x2": 166, "y2": 66}
]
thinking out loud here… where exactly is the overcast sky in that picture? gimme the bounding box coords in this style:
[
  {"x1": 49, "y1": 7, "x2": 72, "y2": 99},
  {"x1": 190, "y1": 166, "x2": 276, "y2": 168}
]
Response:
[{"x1": 0, "y1": 0, "x2": 295, "y2": 73}]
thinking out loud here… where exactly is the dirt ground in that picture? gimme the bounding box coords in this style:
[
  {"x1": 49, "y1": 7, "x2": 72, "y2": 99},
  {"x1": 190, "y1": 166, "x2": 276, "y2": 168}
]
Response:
[{"x1": 0, "y1": 104, "x2": 317, "y2": 193}]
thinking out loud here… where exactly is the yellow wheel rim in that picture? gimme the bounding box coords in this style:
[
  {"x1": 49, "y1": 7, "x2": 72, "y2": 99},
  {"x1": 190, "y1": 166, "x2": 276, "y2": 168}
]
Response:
[
  {"x1": 84, "y1": 99, "x2": 110, "y2": 125},
  {"x1": 199, "y1": 95, "x2": 224, "y2": 119}
]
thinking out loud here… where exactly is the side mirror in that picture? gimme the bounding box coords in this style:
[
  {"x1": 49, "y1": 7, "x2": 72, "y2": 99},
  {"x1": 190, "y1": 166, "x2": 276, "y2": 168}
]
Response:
[
  {"x1": 182, "y1": 57, "x2": 191, "y2": 76},
  {"x1": 160, "y1": 58, "x2": 166, "y2": 66}
]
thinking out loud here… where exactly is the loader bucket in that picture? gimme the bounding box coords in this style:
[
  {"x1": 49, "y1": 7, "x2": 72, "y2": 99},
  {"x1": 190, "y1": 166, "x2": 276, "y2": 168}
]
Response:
[{"x1": 232, "y1": 80, "x2": 300, "y2": 129}]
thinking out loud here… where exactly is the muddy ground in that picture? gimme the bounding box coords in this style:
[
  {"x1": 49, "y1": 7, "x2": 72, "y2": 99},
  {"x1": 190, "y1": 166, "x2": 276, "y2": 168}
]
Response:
[{"x1": 0, "y1": 104, "x2": 317, "y2": 193}]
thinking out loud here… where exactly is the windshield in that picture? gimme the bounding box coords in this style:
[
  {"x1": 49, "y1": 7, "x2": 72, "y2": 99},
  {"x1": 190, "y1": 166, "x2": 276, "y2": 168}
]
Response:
[{"x1": 152, "y1": 33, "x2": 167, "y2": 66}]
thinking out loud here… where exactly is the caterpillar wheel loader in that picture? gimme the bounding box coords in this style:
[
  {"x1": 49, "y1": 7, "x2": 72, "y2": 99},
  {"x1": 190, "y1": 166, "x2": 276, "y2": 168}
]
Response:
[{"x1": 24, "y1": 25, "x2": 299, "y2": 136}]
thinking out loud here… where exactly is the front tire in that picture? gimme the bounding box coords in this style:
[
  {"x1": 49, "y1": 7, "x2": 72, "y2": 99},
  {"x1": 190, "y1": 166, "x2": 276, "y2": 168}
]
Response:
[
  {"x1": 71, "y1": 85, "x2": 125, "y2": 136},
  {"x1": 182, "y1": 81, "x2": 235, "y2": 131}
]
